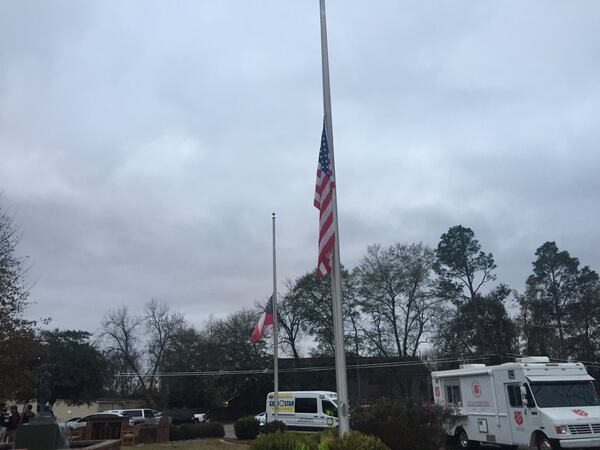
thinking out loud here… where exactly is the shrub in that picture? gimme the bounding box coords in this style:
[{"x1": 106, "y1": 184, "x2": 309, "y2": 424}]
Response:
[
  {"x1": 250, "y1": 430, "x2": 389, "y2": 450},
  {"x1": 265, "y1": 419, "x2": 287, "y2": 434},
  {"x1": 234, "y1": 416, "x2": 261, "y2": 440},
  {"x1": 198, "y1": 422, "x2": 225, "y2": 438},
  {"x1": 169, "y1": 422, "x2": 225, "y2": 440},
  {"x1": 169, "y1": 424, "x2": 181, "y2": 441},
  {"x1": 178, "y1": 423, "x2": 196, "y2": 439},
  {"x1": 351, "y1": 397, "x2": 455, "y2": 450},
  {"x1": 250, "y1": 431, "x2": 320, "y2": 450},
  {"x1": 318, "y1": 429, "x2": 390, "y2": 450}
]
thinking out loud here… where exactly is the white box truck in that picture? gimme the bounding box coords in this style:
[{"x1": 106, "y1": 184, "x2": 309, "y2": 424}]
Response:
[
  {"x1": 432, "y1": 356, "x2": 600, "y2": 449},
  {"x1": 265, "y1": 391, "x2": 338, "y2": 429}
]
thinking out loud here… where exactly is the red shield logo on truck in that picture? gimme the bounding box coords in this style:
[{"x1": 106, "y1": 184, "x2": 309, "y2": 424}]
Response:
[
  {"x1": 514, "y1": 411, "x2": 524, "y2": 425},
  {"x1": 573, "y1": 409, "x2": 589, "y2": 417},
  {"x1": 434, "y1": 386, "x2": 441, "y2": 397},
  {"x1": 472, "y1": 381, "x2": 481, "y2": 397}
]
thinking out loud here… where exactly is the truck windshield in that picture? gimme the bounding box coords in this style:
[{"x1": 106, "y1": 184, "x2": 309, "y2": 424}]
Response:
[{"x1": 531, "y1": 381, "x2": 600, "y2": 408}]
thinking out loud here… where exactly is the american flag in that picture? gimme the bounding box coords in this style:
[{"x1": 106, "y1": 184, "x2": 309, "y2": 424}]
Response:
[{"x1": 314, "y1": 123, "x2": 335, "y2": 277}]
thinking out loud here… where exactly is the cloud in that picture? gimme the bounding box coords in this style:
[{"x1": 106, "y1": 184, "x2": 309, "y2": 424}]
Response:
[{"x1": 1, "y1": 0, "x2": 599, "y2": 332}]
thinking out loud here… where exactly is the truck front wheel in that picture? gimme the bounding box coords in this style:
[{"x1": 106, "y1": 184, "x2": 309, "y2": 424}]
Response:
[
  {"x1": 457, "y1": 430, "x2": 469, "y2": 449},
  {"x1": 455, "y1": 429, "x2": 480, "y2": 449},
  {"x1": 456, "y1": 430, "x2": 469, "y2": 449},
  {"x1": 537, "y1": 435, "x2": 554, "y2": 450}
]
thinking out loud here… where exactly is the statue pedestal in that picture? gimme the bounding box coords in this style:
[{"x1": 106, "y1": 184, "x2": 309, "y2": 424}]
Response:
[{"x1": 15, "y1": 420, "x2": 69, "y2": 450}]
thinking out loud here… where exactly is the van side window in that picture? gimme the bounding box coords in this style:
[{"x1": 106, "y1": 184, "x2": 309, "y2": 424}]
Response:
[
  {"x1": 507, "y1": 385, "x2": 523, "y2": 407},
  {"x1": 446, "y1": 384, "x2": 461, "y2": 404},
  {"x1": 322, "y1": 400, "x2": 337, "y2": 417},
  {"x1": 295, "y1": 398, "x2": 317, "y2": 414}
]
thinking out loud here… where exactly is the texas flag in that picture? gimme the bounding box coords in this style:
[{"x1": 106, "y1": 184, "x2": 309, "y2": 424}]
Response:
[{"x1": 250, "y1": 296, "x2": 274, "y2": 343}]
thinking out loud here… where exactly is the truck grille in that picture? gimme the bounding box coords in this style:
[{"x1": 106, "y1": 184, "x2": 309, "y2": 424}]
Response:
[{"x1": 567, "y1": 424, "x2": 600, "y2": 435}]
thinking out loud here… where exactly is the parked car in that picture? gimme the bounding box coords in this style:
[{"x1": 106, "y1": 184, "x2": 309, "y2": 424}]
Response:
[
  {"x1": 66, "y1": 412, "x2": 124, "y2": 430},
  {"x1": 159, "y1": 408, "x2": 195, "y2": 425},
  {"x1": 105, "y1": 408, "x2": 157, "y2": 425},
  {"x1": 255, "y1": 412, "x2": 266, "y2": 429},
  {"x1": 65, "y1": 416, "x2": 81, "y2": 425},
  {"x1": 193, "y1": 412, "x2": 210, "y2": 423}
]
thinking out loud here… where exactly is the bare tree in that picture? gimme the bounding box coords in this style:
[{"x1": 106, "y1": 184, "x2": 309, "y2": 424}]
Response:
[
  {"x1": 357, "y1": 242, "x2": 438, "y2": 357},
  {"x1": 361, "y1": 303, "x2": 392, "y2": 357},
  {"x1": 144, "y1": 299, "x2": 185, "y2": 391},
  {"x1": 278, "y1": 283, "x2": 304, "y2": 361},
  {"x1": 284, "y1": 271, "x2": 336, "y2": 356},
  {"x1": 344, "y1": 269, "x2": 368, "y2": 357},
  {"x1": 101, "y1": 300, "x2": 185, "y2": 405},
  {"x1": 101, "y1": 306, "x2": 149, "y2": 401},
  {"x1": 282, "y1": 269, "x2": 366, "y2": 357}
]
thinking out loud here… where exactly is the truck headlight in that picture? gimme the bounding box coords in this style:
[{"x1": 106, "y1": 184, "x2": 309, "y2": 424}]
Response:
[{"x1": 554, "y1": 425, "x2": 568, "y2": 435}]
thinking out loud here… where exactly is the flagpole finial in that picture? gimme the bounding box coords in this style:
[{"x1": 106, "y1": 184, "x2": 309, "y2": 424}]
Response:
[{"x1": 272, "y1": 212, "x2": 275, "y2": 218}]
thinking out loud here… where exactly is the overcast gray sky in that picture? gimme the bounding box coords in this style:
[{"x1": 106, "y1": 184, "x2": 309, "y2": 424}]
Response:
[{"x1": 1, "y1": 0, "x2": 599, "y2": 334}]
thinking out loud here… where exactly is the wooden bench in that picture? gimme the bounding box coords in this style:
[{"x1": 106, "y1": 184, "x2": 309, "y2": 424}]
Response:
[
  {"x1": 69, "y1": 427, "x2": 86, "y2": 442},
  {"x1": 121, "y1": 424, "x2": 142, "y2": 447}
]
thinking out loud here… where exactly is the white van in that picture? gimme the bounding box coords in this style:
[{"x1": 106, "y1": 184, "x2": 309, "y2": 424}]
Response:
[
  {"x1": 432, "y1": 356, "x2": 600, "y2": 449},
  {"x1": 265, "y1": 391, "x2": 338, "y2": 429}
]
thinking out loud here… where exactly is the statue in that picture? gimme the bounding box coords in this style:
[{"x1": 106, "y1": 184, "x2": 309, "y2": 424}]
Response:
[
  {"x1": 18, "y1": 364, "x2": 69, "y2": 450},
  {"x1": 36, "y1": 364, "x2": 55, "y2": 420}
]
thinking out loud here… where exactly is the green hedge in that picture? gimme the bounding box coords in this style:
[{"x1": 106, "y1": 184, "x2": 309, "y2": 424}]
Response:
[
  {"x1": 234, "y1": 416, "x2": 261, "y2": 440},
  {"x1": 319, "y1": 429, "x2": 389, "y2": 450},
  {"x1": 169, "y1": 422, "x2": 225, "y2": 441},
  {"x1": 250, "y1": 430, "x2": 389, "y2": 450},
  {"x1": 265, "y1": 420, "x2": 287, "y2": 434},
  {"x1": 250, "y1": 431, "x2": 321, "y2": 450},
  {"x1": 351, "y1": 397, "x2": 454, "y2": 450}
]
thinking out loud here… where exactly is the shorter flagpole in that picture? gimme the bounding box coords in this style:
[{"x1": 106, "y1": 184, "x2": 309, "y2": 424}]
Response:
[{"x1": 272, "y1": 213, "x2": 279, "y2": 422}]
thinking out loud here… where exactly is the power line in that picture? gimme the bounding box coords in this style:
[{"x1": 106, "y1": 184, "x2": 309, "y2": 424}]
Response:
[{"x1": 115, "y1": 354, "x2": 496, "y2": 378}]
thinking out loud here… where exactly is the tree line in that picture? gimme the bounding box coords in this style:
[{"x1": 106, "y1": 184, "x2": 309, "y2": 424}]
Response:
[{"x1": 2, "y1": 200, "x2": 599, "y2": 408}]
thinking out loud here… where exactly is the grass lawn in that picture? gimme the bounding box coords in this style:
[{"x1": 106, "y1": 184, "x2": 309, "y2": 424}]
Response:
[{"x1": 124, "y1": 438, "x2": 251, "y2": 450}]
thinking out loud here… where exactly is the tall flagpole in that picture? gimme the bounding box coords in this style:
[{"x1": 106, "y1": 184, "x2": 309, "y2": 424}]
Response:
[
  {"x1": 272, "y1": 212, "x2": 279, "y2": 422},
  {"x1": 318, "y1": 0, "x2": 350, "y2": 435}
]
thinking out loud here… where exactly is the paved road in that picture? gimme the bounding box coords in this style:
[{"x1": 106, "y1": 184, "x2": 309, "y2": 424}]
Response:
[{"x1": 224, "y1": 423, "x2": 236, "y2": 439}]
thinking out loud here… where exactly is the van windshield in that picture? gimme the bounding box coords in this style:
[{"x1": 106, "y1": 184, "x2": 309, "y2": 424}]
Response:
[
  {"x1": 322, "y1": 400, "x2": 337, "y2": 417},
  {"x1": 531, "y1": 381, "x2": 600, "y2": 408}
]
